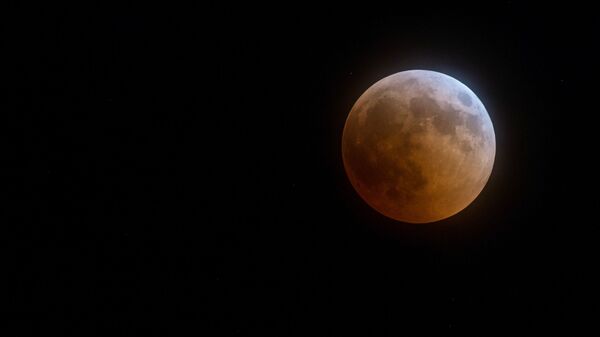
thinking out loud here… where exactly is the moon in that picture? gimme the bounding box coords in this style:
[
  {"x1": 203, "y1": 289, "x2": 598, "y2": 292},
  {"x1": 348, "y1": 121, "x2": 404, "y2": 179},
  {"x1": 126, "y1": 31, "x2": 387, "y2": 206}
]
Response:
[{"x1": 342, "y1": 70, "x2": 495, "y2": 223}]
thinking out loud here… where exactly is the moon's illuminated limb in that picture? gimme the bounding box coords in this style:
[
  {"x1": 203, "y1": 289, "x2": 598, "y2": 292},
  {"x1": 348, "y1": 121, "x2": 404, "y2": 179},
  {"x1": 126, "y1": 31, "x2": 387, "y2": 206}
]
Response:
[{"x1": 342, "y1": 70, "x2": 495, "y2": 223}]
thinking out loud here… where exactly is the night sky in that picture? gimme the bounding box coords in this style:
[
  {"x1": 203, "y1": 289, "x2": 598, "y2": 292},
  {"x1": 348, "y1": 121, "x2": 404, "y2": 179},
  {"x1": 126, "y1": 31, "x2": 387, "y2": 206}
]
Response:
[{"x1": 13, "y1": 3, "x2": 599, "y2": 335}]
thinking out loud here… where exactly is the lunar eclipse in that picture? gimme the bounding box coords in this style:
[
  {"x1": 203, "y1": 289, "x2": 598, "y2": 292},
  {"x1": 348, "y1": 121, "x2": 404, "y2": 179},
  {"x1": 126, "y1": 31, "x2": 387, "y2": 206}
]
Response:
[{"x1": 342, "y1": 70, "x2": 495, "y2": 223}]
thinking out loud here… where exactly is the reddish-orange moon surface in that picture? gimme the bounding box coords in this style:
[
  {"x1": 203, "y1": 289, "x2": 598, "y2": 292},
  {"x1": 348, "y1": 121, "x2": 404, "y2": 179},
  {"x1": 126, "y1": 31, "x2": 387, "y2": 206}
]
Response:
[{"x1": 342, "y1": 70, "x2": 495, "y2": 223}]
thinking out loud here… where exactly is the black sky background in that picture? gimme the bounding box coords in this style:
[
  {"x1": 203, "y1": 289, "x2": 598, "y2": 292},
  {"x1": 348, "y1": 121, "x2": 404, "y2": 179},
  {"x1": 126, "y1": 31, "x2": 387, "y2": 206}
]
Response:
[{"x1": 10, "y1": 2, "x2": 600, "y2": 335}]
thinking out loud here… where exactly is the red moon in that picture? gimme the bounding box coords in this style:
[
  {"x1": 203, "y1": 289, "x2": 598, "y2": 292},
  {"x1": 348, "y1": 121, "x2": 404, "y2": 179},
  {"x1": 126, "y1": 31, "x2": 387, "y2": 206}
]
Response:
[{"x1": 342, "y1": 70, "x2": 495, "y2": 223}]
